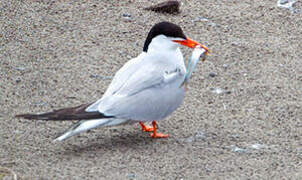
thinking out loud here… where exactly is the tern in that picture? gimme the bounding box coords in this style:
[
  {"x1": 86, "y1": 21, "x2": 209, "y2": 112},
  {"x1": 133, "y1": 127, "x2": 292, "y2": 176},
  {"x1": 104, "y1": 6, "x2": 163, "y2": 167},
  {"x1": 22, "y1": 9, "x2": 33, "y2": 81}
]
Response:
[{"x1": 16, "y1": 21, "x2": 210, "y2": 141}]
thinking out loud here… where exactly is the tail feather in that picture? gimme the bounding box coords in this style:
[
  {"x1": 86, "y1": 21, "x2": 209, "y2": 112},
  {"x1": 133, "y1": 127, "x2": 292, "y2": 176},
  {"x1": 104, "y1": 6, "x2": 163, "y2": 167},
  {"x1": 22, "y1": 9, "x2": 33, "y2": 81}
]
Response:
[
  {"x1": 15, "y1": 103, "x2": 130, "y2": 141},
  {"x1": 15, "y1": 103, "x2": 113, "y2": 121},
  {"x1": 54, "y1": 119, "x2": 129, "y2": 141}
]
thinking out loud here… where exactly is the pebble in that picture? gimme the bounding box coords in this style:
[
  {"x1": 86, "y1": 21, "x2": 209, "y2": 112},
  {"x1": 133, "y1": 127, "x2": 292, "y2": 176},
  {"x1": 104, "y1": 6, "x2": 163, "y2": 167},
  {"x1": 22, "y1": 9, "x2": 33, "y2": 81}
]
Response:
[
  {"x1": 223, "y1": 103, "x2": 227, "y2": 110},
  {"x1": 122, "y1": 13, "x2": 131, "y2": 18},
  {"x1": 225, "y1": 90, "x2": 232, "y2": 94},
  {"x1": 251, "y1": 143, "x2": 265, "y2": 150},
  {"x1": 127, "y1": 173, "x2": 136, "y2": 179},
  {"x1": 14, "y1": 67, "x2": 26, "y2": 71},
  {"x1": 185, "y1": 136, "x2": 195, "y2": 143},
  {"x1": 231, "y1": 145, "x2": 247, "y2": 153},
  {"x1": 210, "y1": 87, "x2": 223, "y2": 94},
  {"x1": 279, "y1": 0, "x2": 291, "y2": 5},
  {"x1": 15, "y1": 79, "x2": 21, "y2": 83},
  {"x1": 231, "y1": 41, "x2": 240, "y2": 46},
  {"x1": 231, "y1": 134, "x2": 240, "y2": 138},
  {"x1": 183, "y1": 131, "x2": 206, "y2": 143},
  {"x1": 209, "y1": 72, "x2": 216, "y2": 77},
  {"x1": 90, "y1": 74, "x2": 112, "y2": 80},
  {"x1": 195, "y1": 131, "x2": 205, "y2": 139},
  {"x1": 193, "y1": 16, "x2": 209, "y2": 22},
  {"x1": 122, "y1": 13, "x2": 132, "y2": 21},
  {"x1": 193, "y1": 17, "x2": 216, "y2": 27},
  {"x1": 33, "y1": 101, "x2": 47, "y2": 106},
  {"x1": 277, "y1": 0, "x2": 296, "y2": 12},
  {"x1": 208, "y1": 22, "x2": 217, "y2": 27}
]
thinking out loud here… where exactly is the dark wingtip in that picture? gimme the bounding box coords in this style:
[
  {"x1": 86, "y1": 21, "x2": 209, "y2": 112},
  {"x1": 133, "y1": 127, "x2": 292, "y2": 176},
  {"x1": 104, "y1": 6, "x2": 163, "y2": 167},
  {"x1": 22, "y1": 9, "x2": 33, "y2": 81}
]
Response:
[
  {"x1": 15, "y1": 114, "x2": 41, "y2": 120},
  {"x1": 14, "y1": 103, "x2": 112, "y2": 121}
]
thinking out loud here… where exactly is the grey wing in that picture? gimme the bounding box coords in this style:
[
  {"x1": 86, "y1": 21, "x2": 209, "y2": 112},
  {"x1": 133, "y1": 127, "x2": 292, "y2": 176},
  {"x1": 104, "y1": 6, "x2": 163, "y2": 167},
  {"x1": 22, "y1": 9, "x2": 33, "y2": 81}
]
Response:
[
  {"x1": 85, "y1": 53, "x2": 146, "y2": 112},
  {"x1": 104, "y1": 53, "x2": 147, "y2": 97},
  {"x1": 97, "y1": 63, "x2": 184, "y2": 121}
]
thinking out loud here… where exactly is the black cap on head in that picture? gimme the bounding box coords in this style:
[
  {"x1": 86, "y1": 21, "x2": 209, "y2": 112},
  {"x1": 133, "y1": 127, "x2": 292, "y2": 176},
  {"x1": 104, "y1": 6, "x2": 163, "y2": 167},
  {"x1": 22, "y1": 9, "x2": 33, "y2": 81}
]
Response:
[{"x1": 143, "y1": 21, "x2": 187, "y2": 52}]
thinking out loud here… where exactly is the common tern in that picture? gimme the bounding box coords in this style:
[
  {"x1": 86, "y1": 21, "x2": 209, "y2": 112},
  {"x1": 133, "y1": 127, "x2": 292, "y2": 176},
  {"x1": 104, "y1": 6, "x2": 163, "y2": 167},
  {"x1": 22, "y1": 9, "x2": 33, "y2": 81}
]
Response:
[{"x1": 16, "y1": 21, "x2": 210, "y2": 141}]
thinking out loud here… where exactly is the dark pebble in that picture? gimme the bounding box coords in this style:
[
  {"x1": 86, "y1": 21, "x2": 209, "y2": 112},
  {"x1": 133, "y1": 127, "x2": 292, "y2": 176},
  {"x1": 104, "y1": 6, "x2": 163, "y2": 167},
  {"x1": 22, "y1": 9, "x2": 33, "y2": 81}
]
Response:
[
  {"x1": 122, "y1": 13, "x2": 131, "y2": 17},
  {"x1": 209, "y1": 72, "x2": 217, "y2": 77},
  {"x1": 225, "y1": 90, "x2": 232, "y2": 94}
]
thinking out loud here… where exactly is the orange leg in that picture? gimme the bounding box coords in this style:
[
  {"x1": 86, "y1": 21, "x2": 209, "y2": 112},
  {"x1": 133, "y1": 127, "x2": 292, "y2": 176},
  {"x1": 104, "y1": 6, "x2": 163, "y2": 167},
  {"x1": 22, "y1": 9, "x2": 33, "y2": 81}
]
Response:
[
  {"x1": 150, "y1": 121, "x2": 169, "y2": 138},
  {"x1": 139, "y1": 122, "x2": 154, "y2": 132}
]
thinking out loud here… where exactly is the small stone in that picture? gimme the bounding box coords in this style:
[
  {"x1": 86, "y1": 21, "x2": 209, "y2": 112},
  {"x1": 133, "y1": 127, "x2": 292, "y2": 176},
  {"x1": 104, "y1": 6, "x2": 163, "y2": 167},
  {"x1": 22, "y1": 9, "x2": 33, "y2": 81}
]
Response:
[
  {"x1": 185, "y1": 136, "x2": 195, "y2": 143},
  {"x1": 33, "y1": 101, "x2": 46, "y2": 106},
  {"x1": 209, "y1": 72, "x2": 217, "y2": 77},
  {"x1": 90, "y1": 74, "x2": 112, "y2": 80},
  {"x1": 122, "y1": 13, "x2": 131, "y2": 17},
  {"x1": 127, "y1": 173, "x2": 136, "y2": 179},
  {"x1": 231, "y1": 146, "x2": 246, "y2": 153},
  {"x1": 210, "y1": 87, "x2": 223, "y2": 94},
  {"x1": 193, "y1": 16, "x2": 209, "y2": 22},
  {"x1": 14, "y1": 67, "x2": 26, "y2": 71},
  {"x1": 15, "y1": 79, "x2": 21, "y2": 83},
  {"x1": 195, "y1": 131, "x2": 205, "y2": 139},
  {"x1": 225, "y1": 90, "x2": 232, "y2": 94},
  {"x1": 277, "y1": 0, "x2": 296, "y2": 11},
  {"x1": 208, "y1": 22, "x2": 217, "y2": 27},
  {"x1": 222, "y1": 64, "x2": 228, "y2": 69},
  {"x1": 231, "y1": 134, "x2": 240, "y2": 138},
  {"x1": 231, "y1": 41, "x2": 240, "y2": 46},
  {"x1": 251, "y1": 143, "x2": 265, "y2": 150},
  {"x1": 184, "y1": 131, "x2": 205, "y2": 142},
  {"x1": 279, "y1": 0, "x2": 289, "y2": 5},
  {"x1": 90, "y1": 74, "x2": 98, "y2": 79},
  {"x1": 122, "y1": 13, "x2": 132, "y2": 21}
]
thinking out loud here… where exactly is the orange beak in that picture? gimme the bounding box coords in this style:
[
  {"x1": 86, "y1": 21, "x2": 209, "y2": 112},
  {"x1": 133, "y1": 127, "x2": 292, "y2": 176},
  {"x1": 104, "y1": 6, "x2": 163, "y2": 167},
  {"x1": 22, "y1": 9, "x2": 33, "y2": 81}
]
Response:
[{"x1": 173, "y1": 38, "x2": 210, "y2": 55}]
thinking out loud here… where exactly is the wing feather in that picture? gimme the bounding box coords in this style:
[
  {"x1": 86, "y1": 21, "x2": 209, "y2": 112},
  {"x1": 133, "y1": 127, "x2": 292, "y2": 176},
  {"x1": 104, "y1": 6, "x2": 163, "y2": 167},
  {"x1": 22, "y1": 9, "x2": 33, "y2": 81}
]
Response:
[{"x1": 86, "y1": 52, "x2": 185, "y2": 118}]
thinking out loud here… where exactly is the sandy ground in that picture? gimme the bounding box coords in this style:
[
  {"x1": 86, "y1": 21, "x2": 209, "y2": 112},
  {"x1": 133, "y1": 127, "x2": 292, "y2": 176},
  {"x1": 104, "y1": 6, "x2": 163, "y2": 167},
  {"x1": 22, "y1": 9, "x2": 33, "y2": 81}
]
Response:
[{"x1": 1, "y1": 0, "x2": 302, "y2": 179}]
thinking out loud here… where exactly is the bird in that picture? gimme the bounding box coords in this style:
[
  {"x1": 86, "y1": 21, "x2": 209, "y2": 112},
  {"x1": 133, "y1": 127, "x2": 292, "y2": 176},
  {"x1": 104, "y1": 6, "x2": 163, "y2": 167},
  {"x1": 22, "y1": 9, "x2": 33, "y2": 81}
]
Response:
[{"x1": 16, "y1": 21, "x2": 210, "y2": 142}]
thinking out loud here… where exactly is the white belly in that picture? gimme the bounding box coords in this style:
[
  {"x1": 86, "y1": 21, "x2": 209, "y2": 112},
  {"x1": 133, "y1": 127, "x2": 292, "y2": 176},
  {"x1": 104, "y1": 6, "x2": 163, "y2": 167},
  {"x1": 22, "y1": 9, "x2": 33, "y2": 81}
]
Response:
[{"x1": 129, "y1": 84, "x2": 185, "y2": 121}]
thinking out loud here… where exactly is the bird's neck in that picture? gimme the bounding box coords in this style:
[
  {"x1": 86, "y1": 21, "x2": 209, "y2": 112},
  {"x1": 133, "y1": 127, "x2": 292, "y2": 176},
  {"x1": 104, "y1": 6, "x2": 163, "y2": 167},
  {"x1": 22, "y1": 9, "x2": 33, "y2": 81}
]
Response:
[
  {"x1": 144, "y1": 36, "x2": 185, "y2": 70},
  {"x1": 147, "y1": 35, "x2": 180, "y2": 54}
]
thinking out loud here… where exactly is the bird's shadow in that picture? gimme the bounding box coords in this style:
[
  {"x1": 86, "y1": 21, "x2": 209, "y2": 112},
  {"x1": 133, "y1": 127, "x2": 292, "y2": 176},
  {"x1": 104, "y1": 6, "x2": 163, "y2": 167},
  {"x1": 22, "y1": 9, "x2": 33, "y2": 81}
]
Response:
[{"x1": 59, "y1": 130, "x2": 164, "y2": 156}]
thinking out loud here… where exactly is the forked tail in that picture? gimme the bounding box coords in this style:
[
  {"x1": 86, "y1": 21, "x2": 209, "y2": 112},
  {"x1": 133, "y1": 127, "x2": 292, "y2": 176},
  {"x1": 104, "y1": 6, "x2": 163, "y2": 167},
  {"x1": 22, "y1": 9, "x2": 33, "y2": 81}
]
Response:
[
  {"x1": 54, "y1": 118, "x2": 129, "y2": 141},
  {"x1": 15, "y1": 103, "x2": 131, "y2": 141}
]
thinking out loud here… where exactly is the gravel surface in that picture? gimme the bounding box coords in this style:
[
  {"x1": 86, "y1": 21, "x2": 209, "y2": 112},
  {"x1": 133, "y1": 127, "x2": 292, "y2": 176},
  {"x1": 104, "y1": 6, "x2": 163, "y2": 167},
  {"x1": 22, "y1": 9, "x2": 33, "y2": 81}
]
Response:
[{"x1": 1, "y1": 0, "x2": 302, "y2": 179}]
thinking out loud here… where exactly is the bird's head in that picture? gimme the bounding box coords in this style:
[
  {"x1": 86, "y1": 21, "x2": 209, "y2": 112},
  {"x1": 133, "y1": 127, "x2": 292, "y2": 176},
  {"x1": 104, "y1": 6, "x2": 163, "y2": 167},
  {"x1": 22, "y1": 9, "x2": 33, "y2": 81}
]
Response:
[{"x1": 143, "y1": 21, "x2": 210, "y2": 55}]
